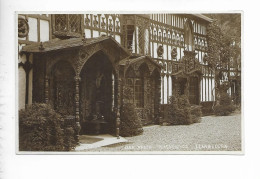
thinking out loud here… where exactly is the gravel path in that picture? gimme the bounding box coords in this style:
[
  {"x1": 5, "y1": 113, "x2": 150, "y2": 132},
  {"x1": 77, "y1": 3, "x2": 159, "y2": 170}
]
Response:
[{"x1": 83, "y1": 111, "x2": 241, "y2": 152}]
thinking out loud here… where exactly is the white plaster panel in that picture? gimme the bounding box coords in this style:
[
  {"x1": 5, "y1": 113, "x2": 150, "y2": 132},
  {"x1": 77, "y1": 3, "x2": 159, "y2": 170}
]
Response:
[
  {"x1": 164, "y1": 75, "x2": 167, "y2": 104},
  {"x1": 209, "y1": 78, "x2": 212, "y2": 101},
  {"x1": 169, "y1": 76, "x2": 172, "y2": 97},
  {"x1": 205, "y1": 77, "x2": 208, "y2": 101},
  {"x1": 115, "y1": 35, "x2": 121, "y2": 44},
  {"x1": 40, "y1": 20, "x2": 49, "y2": 42},
  {"x1": 168, "y1": 46, "x2": 171, "y2": 60},
  {"x1": 28, "y1": 17, "x2": 38, "y2": 42},
  {"x1": 200, "y1": 80, "x2": 203, "y2": 101},
  {"x1": 161, "y1": 76, "x2": 163, "y2": 104},
  {"x1": 212, "y1": 78, "x2": 215, "y2": 101},
  {"x1": 202, "y1": 77, "x2": 206, "y2": 101},
  {"x1": 150, "y1": 42, "x2": 153, "y2": 57},
  {"x1": 19, "y1": 67, "x2": 26, "y2": 109},
  {"x1": 195, "y1": 50, "x2": 199, "y2": 62},
  {"x1": 202, "y1": 51, "x2": 205, "y2": 64},
  {"x1": 132, "y1": 30, "x2": 136, "y2": 53},
  {"x1": 163, "y1": 44, "x2": 167, "y2": 59},
  {"x1": 84, "y1": 29, "x2": 91, "y2": 38},
  {"x1": 136, "y1": 27, "x2": 139, "y2": 54},
  {"x1": 153, "y1": 43, "x2": 157, "y2": 58},
  {"x1": 93, "y1": 30, "x2": 99, "y2": 38},
  {"x1": 180, "y1": 47, "x2": 184, "y2": 59}
]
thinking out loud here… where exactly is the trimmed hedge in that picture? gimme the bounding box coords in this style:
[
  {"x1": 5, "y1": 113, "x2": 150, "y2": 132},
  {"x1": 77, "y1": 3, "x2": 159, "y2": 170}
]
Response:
[
  {"x1": 191, "y1": 105, "x2": 202, "y2": 123},
  {"x1": 167, "y1": 95, "x2": 201, "y2": 125},
  {"x1": 19, "y1": 103, "x2": 76, "y2": 151},
  {"x1": 119, "y1": 103, "x2": 143, "y2": 137},
  {"x1": 200, "y1": 101, "x2": 214, "y2": 116},
  {"x1": 214, "y1": 92, "x2": 236, "y2": 116}
]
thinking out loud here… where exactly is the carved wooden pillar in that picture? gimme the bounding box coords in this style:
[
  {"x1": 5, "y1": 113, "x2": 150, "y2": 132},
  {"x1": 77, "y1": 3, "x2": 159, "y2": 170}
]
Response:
[
  {"x1": 44, "y1": 75, "x2": 49, "y2": 104},
  {"x1": 157, "y1": 75, "x2": 162, "y2": 124},
  {"x1": 116, "y1": 76, "x2": 120, "y2": 109},
  {"x1": 167, "y1": 74, "x2": 169, "y2": 103},
  {"x1": 112, "y1": 73, "x2": 115, "y2": 112},
  {"x1": 162, "y1": 74, "x2": 164, "y2": 104},
  {"x1": 116, "y1": 109, "x2": 120, "y2": 139},
  {"x1": 74, "y1": 75, "x2": 81, "y2": 144},
  {"x1": 115, "y1": 77, "x2": 121, "y2": 139}
]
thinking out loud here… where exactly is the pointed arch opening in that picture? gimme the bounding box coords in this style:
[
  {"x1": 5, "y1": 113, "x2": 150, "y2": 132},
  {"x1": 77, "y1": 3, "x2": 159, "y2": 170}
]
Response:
[{"x1": 79, "y1": 51, "x2": 115, "y2": 134}]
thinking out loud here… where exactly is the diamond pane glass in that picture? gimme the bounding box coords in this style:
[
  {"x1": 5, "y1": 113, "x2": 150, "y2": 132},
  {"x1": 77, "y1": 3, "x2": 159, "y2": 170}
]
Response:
[
  {"x1": 55, "y1": 14, "x2": 67, "y2": 31},
  {"x1": 69, "y1": 15, "x2": 81, "y2": 33}
]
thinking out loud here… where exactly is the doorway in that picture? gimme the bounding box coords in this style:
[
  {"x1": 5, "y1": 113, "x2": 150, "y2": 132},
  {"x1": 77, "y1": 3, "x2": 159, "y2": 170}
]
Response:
[
  {"x1": 189, "y1": 76, "x2": 199, "y2": 105},
  {"x1": 80, "y1": 51, "x2": 114, "y2": 134}
]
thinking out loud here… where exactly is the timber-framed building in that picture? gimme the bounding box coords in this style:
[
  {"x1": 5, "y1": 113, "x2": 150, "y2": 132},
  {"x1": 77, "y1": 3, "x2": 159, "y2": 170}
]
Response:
[{"x1": 18, "y1": 14, "x2": 240, "y2": 136}]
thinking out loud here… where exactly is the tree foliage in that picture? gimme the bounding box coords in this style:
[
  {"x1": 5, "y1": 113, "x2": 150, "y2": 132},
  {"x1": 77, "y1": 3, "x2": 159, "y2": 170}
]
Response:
[
  {"x1": 206, "y1": 14, "x2": 241, "y2": 43},
  {"x1": 204, "y1": 14, "x2": 241, "y2": 114},
  {"x1": 205, "y1": 14, "x2": 241, "y2": 76}
]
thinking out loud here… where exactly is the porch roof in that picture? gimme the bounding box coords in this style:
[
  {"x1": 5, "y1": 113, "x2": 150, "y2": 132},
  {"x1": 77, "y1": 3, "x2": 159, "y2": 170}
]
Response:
[
  {"x1": 21, "y1": 36, "x2": 130, "y2": 56},
  {"x1": 119, "y1": 55, "x2": 162, "y2": 69},
  {"x1": 172, "y1": 68, "x2": 203, "y2": 77}
]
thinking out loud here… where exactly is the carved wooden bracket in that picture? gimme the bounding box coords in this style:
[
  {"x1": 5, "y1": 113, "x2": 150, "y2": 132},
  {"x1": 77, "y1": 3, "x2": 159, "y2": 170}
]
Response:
[{"x1": 19, "y1": 60, "x2": 33, "y2": 74}]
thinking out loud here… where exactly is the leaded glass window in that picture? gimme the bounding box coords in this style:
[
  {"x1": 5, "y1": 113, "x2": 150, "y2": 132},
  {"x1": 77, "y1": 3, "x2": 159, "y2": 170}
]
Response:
[
  {"x1": 126, "y1": 78, "x2": 144, "y2": 108},
  {"x1": 126, "y1": 25, "x2": 135, "y2": 51},
  {"x1": 53, "y1": 14, "x2": 82, "y2": 37},
  {"x1": 134, "y1": 79, "x2": 143, "y2": 108},
  {"x1": 55, "y1": 15, "x2": 67, "y2": 31},
  {"x1": 69, "y1": 15, "x2": 81, "y2": 33},
  {"x1": 136, "y1": 26, "x2": 149, "y2": 55}
]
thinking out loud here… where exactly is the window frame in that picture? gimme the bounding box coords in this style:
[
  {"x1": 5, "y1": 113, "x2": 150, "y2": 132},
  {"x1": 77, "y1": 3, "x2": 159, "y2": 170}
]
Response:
[
  {"x1": 126, "y1": 77, "x2": 144, "y2": 108},
  {"x1": 52, "y1": 14, "x2": 83, "y2": 38}
]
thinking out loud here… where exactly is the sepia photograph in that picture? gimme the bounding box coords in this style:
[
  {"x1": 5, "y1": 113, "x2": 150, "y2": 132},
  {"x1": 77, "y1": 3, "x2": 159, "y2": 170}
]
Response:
[{"x1": 17, "y1": 13, "x2": 242, "y2": 154}]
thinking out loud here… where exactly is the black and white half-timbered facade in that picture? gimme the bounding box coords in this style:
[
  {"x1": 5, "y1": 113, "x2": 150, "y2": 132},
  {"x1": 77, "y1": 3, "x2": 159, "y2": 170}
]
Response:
[{"x1": 18, "y1": 14, "x2": 240, "y2": 135}]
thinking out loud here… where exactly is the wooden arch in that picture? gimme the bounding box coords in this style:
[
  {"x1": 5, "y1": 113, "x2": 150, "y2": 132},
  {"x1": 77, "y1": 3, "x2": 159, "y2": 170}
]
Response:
[
  {"x1": 124, "y1": 56, "x2": 161, "y2": 77},
  {"x1": 76, "y1": 43, "x2": 119, "y2": 76},
  {"x1": 45, "y1": 52, "x2": 77, "y2": 78}
]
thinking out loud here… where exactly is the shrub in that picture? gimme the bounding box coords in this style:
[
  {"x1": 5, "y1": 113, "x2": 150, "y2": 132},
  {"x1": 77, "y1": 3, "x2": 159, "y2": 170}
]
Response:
[
  {"x1": 167, "y1": 95, "x2": 192, "y2": 125},
  {"x1": 63, "y1": 127, "x2": 76, "y2": 151},
  {"x1": 119, "y1": 103, "x2": 143, "y2": 137},
  {"x1": 190, "y1": 105, "x2": 202, "y2": 123},
  {"x1": 19, "y1": 103, "x2": 76, "y2": 151},
  {"x1": 200, "y1": 101, "x2": 214, "y2": 116},
  {"x1": 167, "y1": 95, "x2": 201, "y2": 125},
  {"x1": 214, "y1": 92, "x2": 236, "y2": 116}
]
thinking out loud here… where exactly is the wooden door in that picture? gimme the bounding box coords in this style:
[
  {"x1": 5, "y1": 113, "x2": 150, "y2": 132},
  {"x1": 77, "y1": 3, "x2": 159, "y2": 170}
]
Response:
[{"x1": 189, "y1": 77, "x2": 199, "y2": 105}]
